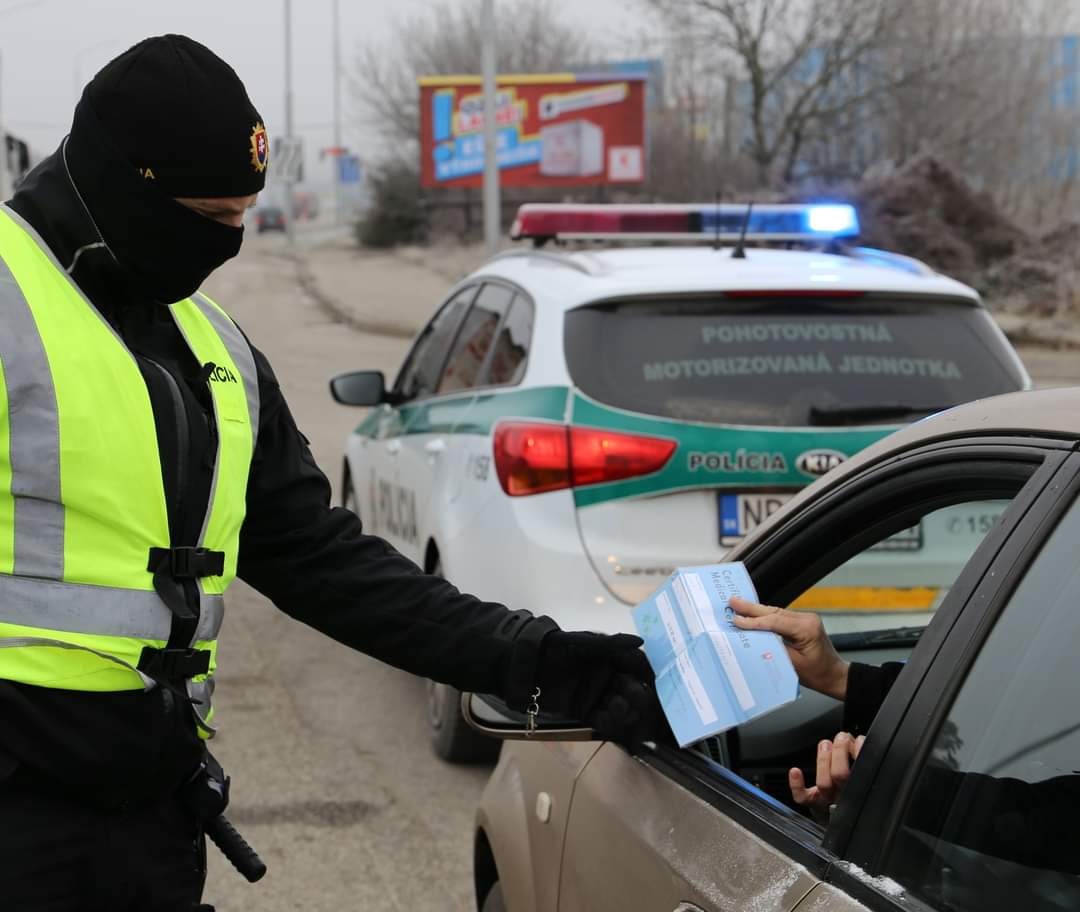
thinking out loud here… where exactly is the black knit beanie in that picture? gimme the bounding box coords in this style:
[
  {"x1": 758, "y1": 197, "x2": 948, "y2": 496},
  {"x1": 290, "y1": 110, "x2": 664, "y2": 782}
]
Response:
[{"x1": 84, "y1": 34, "x2": 268, "y2": 198}]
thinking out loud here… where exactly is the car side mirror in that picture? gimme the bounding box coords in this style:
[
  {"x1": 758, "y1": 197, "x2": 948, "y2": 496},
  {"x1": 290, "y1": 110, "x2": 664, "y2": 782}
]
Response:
[
  {"x1": 329, "y1": 370, "x2": 401, "y2": 406},
  {"x1": 461, "y1": 692, "x2": 596, "y2": 742}
]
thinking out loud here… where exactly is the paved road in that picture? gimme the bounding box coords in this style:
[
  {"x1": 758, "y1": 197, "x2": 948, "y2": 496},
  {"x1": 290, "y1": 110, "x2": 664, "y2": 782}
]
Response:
[{"x1": 202, "y1": 233, "x2": 488, "y2": 912}]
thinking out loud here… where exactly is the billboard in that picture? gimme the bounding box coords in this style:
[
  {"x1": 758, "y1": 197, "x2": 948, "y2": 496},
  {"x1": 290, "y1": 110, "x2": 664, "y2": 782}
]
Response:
[{"x1": 419, "y1": 73, "x2": 647, "y2": 189}]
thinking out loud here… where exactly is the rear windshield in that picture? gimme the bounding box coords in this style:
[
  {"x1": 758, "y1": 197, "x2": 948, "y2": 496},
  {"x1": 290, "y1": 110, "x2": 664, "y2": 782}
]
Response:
[{"x1": 563, "y1": 296, "x2": 1027, "y2": 426}]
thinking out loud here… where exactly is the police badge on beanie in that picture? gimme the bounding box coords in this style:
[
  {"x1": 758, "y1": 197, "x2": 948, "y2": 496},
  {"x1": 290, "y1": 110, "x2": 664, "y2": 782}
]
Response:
[{"x1": 64, "y1": 35, "x2": 268, "y2": 304}]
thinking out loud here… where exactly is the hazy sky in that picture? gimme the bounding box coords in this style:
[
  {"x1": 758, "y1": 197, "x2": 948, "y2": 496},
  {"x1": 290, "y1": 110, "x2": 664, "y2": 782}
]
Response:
[{"x1": 0, "y1": 0, "x2": 644, "y2": 184}]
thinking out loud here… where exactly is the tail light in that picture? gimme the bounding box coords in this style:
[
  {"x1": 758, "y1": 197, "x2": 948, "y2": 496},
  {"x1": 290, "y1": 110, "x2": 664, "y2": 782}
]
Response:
[{"x1": 493, "y1": 422, "x2": 677, "y2": 497}]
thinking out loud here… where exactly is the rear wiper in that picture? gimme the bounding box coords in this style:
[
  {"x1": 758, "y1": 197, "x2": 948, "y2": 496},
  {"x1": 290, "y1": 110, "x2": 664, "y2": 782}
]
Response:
[
  {"x1": 831, "y1": 626, "x2": 925, "y2": 650},
  {"x1": 808, "y1": 404, "x2": 951, "y2": 426}
]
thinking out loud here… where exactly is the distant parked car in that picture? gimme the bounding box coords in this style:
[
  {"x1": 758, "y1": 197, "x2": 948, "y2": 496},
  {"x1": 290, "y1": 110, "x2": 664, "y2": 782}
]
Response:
[{"x1": 255, "y1": 205, "x2": 286, "y2": 233}]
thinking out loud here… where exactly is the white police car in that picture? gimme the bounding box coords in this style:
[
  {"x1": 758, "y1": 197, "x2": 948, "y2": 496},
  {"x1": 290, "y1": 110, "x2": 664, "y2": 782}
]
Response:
[{"x1": 329, "y1": 203, "x2": 1030, "y2": 761}]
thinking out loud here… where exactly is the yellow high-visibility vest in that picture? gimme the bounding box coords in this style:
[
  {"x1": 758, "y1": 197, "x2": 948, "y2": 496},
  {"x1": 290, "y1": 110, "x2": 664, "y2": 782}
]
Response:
[{"x1": 0, "y1": 205, "x2": 259, "y2": 737}]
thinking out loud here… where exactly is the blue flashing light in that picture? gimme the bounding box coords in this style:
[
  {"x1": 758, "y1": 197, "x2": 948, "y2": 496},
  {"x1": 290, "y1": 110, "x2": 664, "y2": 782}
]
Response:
[
  {"x1": 806, "y1": 205, "x2": 860, "y2": 237},
  {"x1": 511, "y1": 202, "x2": 862, "y2": 242}
]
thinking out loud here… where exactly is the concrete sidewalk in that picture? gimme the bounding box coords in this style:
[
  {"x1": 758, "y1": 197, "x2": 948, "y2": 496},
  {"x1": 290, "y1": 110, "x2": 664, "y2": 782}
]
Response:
[{"x1": 291, "y1": 239, "x2": 487, "y2": 340}]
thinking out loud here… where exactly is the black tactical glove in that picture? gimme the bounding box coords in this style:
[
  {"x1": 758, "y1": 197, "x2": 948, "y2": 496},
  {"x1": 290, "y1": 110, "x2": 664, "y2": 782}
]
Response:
[{"x1": 534, "y1": 630, "x2": 664, "y2": 749}]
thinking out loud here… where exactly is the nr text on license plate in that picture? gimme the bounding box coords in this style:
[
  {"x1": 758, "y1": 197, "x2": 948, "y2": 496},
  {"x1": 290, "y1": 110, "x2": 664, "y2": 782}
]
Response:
[
  {"x1": 719, "y1": 493, "x2": 791, "y2": 543},
  {"x1": 719, "y1": 492, "x2": 923, "y2": 550}
]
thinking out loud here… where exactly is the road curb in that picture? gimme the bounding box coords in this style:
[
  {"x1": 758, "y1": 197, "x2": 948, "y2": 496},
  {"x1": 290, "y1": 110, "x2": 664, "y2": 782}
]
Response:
[{"x1": 281, "y1": 247, "x2": 418, "y2": 340}]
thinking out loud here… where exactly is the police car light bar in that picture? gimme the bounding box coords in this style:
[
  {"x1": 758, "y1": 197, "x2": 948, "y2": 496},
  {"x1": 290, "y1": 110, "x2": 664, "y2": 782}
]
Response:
[{"x1": 510, "y1": 203, "x2": 860, "y2": 244}]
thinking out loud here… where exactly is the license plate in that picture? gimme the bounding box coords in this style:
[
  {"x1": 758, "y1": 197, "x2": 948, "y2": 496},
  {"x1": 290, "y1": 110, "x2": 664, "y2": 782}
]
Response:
[
  {"x1": 868, "y1": 523, "x2": 923, "y2": 552},
  {"x1": 718, "y1": 492, "x2": 922, "y2": 550},
  {"x1": 719, "y1": 493, "x2": 792, "y2": 543}
]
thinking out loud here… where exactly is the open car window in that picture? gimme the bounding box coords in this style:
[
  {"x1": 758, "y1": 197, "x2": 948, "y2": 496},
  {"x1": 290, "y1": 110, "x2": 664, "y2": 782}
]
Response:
[
  {"x1": 684, "y1": 449, "x2": 1048, "y2": 818},
  {"x1": 795, "y1": 498, "x2": 1011, "y2": 638},
  {"x1": 393, "y1": 286, "x2": 477, "y2": 401}
]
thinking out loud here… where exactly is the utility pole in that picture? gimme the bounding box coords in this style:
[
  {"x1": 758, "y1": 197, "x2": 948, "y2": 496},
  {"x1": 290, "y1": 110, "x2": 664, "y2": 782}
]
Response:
[
  {"x1": 0, "y1": 0, "x2": 46, "y2": 201},
  {"x1": 0, "y1": 48, "x2": 8, "y2": 202},
  {"x1": 481, "y1": 0, "x2": 500, "y2": 256},
  {"x1": 284, "y1": 0, "x2": 295, "y2": 244},
  {"x1": 332, "y1": 0, "x2": 343, "y2": 225}
]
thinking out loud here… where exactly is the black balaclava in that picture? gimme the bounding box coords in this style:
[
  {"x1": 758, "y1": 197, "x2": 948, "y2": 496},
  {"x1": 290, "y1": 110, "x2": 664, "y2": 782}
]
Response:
[{"x1": 63, "y1": 35, "x2": 268, "y2": 304}]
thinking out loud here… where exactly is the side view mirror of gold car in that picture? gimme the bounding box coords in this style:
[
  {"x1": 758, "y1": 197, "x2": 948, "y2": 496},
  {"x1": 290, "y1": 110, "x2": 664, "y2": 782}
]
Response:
[{"x1": 461, "y1": 692, "x2": 596, "y2": 742}]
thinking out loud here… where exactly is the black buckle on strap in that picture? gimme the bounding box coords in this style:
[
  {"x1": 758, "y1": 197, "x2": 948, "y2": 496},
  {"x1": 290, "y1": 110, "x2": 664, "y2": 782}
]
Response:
[
  {"x1": 148, "y1": 547, "x2": 225, "y2": 579},
  {"x1": 138, "y1": 646, "x2": 212, "y2": 681}
]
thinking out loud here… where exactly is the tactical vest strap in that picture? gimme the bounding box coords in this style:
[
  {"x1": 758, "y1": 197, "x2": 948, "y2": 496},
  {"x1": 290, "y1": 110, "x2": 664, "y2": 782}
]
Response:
[
  {"x1": 138, "y1": 645, "x2": 212, "y2": 681},
  {"x1": 148, "y1": 546, "x2": 226, "y2": 579}
]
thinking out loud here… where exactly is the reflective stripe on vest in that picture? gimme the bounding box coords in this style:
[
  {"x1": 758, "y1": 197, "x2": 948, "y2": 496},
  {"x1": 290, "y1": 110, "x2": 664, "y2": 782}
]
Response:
[{"x1": 0, "y1": 205, "x2": 258, "y2": 736}]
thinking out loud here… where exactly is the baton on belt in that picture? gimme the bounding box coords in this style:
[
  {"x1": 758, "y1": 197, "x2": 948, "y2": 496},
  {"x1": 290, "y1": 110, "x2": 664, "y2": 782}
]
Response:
[{"x1": 205, "y1": 814, "x2": 267, "y2": 883}]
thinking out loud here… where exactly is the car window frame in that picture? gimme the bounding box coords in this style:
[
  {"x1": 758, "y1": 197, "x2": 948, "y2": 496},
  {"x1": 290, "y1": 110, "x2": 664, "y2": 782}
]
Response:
[
  {"x1": 836, "y1": 448, "x2": 1080, "y2": 885},
  {"x1": 474, "y1": 283, "x2": 535, "y2": 391},
  {"x1": 432, "y1": 280, "x2": 528, "y2": 397},
  {"x1": 633, "y1": 437, "x2": 1073, "y2": 912},
  {"x1": 392, "y1": 283, "x2": 481, "y2": 402},
  {"x1": 441, "y1": 277, "x2": 535, "y2": 397}
]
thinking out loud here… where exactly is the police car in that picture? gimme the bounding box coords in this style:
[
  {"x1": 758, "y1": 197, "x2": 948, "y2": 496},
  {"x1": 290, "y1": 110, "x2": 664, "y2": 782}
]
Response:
[{"x1": 329, "y1": 203, "x2": 1030, "y2": 761}]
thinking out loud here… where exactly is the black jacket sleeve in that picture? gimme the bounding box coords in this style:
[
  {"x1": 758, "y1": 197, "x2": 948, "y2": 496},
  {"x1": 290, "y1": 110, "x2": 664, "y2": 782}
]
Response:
[
  {"x1": 902, "y1": 766, "x2": 1080, "y2": 874},
  {"x1": 235, "y1": 346, "x2": 534, "y2": 697},
  {"x1": 842, "y1": 661, "x2": 905, "y2": 736}
]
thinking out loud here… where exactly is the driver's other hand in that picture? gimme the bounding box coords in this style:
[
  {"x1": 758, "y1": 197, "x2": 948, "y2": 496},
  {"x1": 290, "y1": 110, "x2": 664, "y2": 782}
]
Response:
[
  {"x1": 729, "y1": 596, "x2": 849, "y2": 700},
  {"x1": 790, "y1": 732, "x2": 865, "y2": 823}
]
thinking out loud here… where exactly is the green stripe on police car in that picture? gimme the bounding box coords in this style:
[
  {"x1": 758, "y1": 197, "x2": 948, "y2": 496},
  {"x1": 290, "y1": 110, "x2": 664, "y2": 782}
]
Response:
[{"x1": 569, "y1": 393, "x2": 898, "y2": 508}]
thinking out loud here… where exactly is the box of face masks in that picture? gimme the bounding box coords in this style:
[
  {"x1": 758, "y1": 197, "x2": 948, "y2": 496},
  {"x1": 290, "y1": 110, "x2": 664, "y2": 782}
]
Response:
[{"x1": 632, "y1": 562, "x2": 799, "y2": 747}]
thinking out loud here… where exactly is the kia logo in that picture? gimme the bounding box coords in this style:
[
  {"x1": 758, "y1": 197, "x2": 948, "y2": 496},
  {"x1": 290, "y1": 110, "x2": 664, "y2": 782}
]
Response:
[{"x1": 797, "y1": 449, "x2": 847, "y2": 477}]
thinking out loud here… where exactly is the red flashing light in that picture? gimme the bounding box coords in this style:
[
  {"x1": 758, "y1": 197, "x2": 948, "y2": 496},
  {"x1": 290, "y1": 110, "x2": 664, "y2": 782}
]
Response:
[
  {"x1": 511, "y1": 205, "x2": 693, "y2": 240},
  {"x1": 493, "y1": 422, "x2": 677, "y2": 497}
]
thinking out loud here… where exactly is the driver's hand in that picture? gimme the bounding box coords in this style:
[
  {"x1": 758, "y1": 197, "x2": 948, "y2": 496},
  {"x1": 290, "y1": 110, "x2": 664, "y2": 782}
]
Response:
[
  {"x1": 729, "y1": 597, "x2": 849, "y2": 700},
  {"x1": 791, "y1": 732, "x2": 864, "y2": 823}
]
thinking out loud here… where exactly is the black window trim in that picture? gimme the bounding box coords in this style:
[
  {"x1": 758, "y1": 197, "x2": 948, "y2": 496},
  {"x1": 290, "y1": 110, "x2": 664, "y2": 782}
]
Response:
[
  {"x1": 440, "y1": 278, "x2": 536, "y2": 397},
  {"x1": 839, "y1": 448, "x2": 1080, "y2": 881},
  {"x1": 394, "y1": 278, "x2": 537, "y2": 407},
  {"x1": 391, "y1": 283, "x2": 481, "y2": 401},
  {"x1": 805, "y1": 444, "x2": 1069, "y2": 858},
  {"x1": 566, "y1": 290, "x2": 990, "y2": 313},
  {"x1": 633, "y1": 439, "x2": 1071, "y2": 912}
]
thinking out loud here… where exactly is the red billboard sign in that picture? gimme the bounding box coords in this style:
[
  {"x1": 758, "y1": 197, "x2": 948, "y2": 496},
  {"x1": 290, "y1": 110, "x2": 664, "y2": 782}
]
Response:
[{"x1": 419, "y1": 74, "x2": 647, "y2": 189}]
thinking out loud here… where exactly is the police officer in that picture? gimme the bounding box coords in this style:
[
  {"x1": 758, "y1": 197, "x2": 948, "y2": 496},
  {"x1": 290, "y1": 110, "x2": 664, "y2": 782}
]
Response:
[{"x1": 0, "y1": 35, "x2": 656, "y2": 911}]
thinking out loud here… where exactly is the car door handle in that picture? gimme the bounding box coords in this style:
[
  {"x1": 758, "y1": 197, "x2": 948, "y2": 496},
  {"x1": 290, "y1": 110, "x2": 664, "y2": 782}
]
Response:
[
  {"x1": 425, "y1": 439, "x2": 447, "y2": 455},
  {"x1": 386, "y1": 440, "x2": 402, "y2": 455}
]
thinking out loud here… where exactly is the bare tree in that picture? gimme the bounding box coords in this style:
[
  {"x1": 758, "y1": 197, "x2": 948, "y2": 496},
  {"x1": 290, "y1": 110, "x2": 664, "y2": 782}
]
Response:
[
  {"x1": 862, "y1": 0, "x2": 1080, "y2": 226},
  {"x1": 645, "y1": 0, "x2": 907, "y2": 186},
  {"x1": 350, "y1": 0, "x2": 601, "y2": 161},
  {"x1": 645, "y1": 0, "x2": 1080, "y2": 226}
]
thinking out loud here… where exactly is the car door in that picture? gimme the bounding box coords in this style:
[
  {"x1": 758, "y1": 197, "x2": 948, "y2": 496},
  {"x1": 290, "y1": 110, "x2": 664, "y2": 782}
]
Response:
[
  {"x1": 811, "y1": 448, "x2": 1080, "y2": 912},
  {"x1": 556, "y1": 436, "x2": 1075, "y2": 912},
  {"x1": 395, "y1": 281, "x2": 517, "y2": 569},
  {"x1": 369, "y1": 285, "x2": 476, "y2": 558}
]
